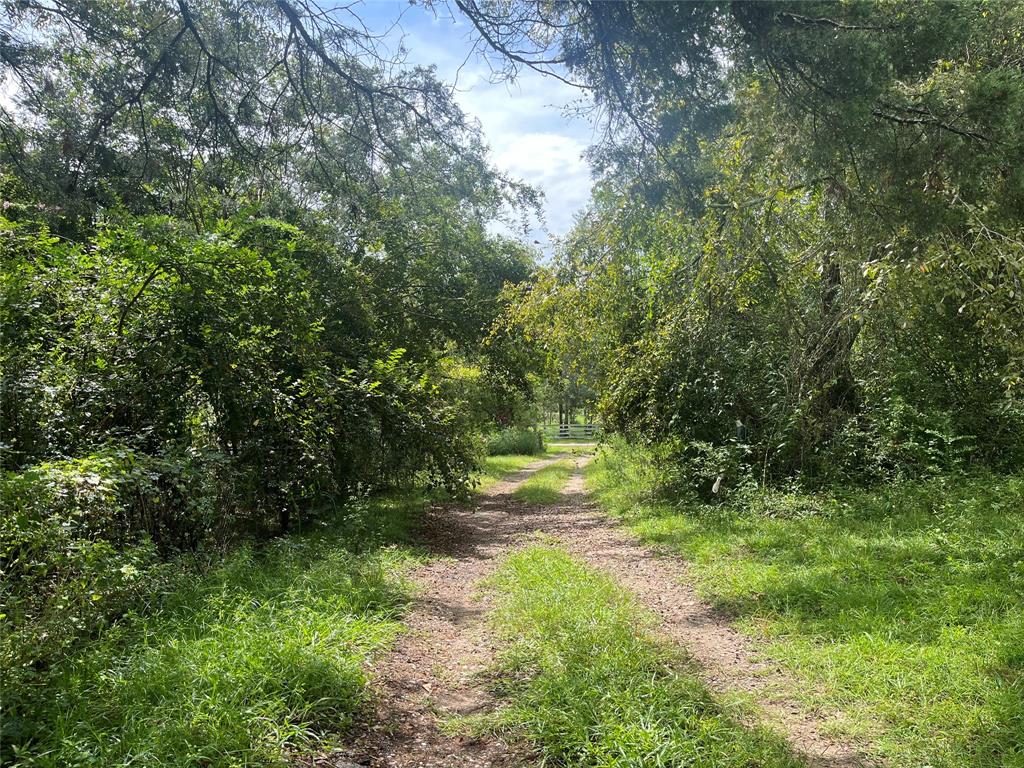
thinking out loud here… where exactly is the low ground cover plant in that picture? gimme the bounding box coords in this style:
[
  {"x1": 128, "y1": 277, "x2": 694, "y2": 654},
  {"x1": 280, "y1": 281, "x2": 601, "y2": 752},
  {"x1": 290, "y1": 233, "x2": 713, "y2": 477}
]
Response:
[
  {"x1": 587, "y1": 439, "x2": 1024, "y2": 768},
  {"x1": 511, "y1": 459, "x2": 574, "y2": 504},
  {"x1": 481, "y1": 543, "x2": 802, "y2": 767},
  {"x1": 1, "y1": 490, "x2": 426, "y2": 768}
]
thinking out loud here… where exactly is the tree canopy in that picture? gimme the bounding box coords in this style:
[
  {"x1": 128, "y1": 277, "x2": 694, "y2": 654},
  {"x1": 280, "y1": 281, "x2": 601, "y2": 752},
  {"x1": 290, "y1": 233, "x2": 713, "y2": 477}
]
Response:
[{"x1": 466, "y1": 0, "x2": 1024, "y2": 485}]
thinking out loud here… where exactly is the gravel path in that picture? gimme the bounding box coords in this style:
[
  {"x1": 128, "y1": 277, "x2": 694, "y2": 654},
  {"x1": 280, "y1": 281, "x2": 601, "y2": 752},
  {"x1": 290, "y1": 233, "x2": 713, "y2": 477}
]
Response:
[{"x1": 318, "y1": 453, "x2": 878, "y2": 768}]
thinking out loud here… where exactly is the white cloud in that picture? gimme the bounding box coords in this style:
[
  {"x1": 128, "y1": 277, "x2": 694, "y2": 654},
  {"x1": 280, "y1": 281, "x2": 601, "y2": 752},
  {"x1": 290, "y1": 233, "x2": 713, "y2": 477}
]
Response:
[
  {"x1": 363, "y1": 1, "x2": 595, "y2": 250},
  {"x1": 1, "y1": 70, "x2": 18, "y2": 113},
  {"x1": 492, "y1": 132, "x2": 590, "y2": 235}
]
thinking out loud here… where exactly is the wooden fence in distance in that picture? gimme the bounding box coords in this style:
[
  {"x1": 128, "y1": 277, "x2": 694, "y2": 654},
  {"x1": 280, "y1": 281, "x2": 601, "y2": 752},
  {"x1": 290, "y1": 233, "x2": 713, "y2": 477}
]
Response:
[{"x1": 542, "y1": 423, "x2": 601, "y2": 440}]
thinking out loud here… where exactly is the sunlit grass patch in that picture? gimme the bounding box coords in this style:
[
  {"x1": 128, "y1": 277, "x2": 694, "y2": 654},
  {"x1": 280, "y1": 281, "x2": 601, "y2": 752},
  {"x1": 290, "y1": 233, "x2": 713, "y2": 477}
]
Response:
[
  {"x1": 512, "y1": 459, "x2": 574, "y2": 503},
  {"x1": 586, "y1": 440, "x2": 1024, "y2": 768},
  {"x1": 545, "y1": 442, "x2": 597, "y2": 458},
  {"x1": 474, "y1": 454, "x2": 544, "y2": 494},
  {"x1": 478, "y1": 544, "x2": 801, "y2": 767}
]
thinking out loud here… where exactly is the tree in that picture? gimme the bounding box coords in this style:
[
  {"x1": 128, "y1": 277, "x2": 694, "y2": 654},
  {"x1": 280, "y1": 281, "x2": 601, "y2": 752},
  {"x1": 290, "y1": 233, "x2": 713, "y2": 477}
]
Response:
[{"x1": 470, "y1": 0, "x2": 1024, "y2": 482}]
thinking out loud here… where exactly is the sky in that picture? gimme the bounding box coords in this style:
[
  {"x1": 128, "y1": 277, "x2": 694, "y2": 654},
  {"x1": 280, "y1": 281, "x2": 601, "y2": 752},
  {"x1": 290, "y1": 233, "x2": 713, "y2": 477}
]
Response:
[{"x1": 358, "y1": 1, "x2": 597, "y2": 251}]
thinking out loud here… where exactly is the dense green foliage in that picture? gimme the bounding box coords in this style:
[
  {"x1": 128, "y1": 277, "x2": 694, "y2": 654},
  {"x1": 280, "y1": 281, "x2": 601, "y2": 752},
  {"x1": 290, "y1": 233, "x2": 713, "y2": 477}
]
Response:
[
  {"x1": 588, "y1": 439, "x2": 1024, "y2": 767},
  {"x1": 4, "y1": 0, "x2": 1023, "y2": 765},
  {"x1": 486, "y1": 426, "x2": 544, "y2": 456},
  {"x1": 2, "y1": 213, "x2": 484, "y2": 521},
  {"x1": 483, "y1": 0, "x2": 1024, "y2": 487},
  {"x1": 480, "y1": 543, "x2": 801, "y2": 767}
]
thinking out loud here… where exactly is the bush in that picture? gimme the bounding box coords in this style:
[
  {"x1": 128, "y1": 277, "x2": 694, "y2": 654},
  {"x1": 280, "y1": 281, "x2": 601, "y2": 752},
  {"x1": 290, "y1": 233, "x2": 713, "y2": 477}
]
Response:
[
  {"x1": 486, "y1": 427, "x2": 544, "y2": 456},
  {"x1": 0, "y1": 215, "x2": 481, "y2": 513},
  {"x1": 0, "y1": 449, "x2": 199, "y2": 747},
  {"x1": 653, "y1": 438, "x2": 752, "y2": 501}
]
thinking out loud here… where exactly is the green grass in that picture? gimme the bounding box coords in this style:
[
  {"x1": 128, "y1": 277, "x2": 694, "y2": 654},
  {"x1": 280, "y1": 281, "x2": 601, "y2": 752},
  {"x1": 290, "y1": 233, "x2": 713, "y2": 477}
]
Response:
[
  {"x1": 477, "y1": 543, "x2": 802, "y2": 767},
  {"x1": 512, "y1": 458, "x2": 574, "y2": 503},
  {"x1": 545, "y1": 443, "x2": 596, "y2": 457},
  {"x1": 9, "y1": 492, "x2": 427, "y2": 768},
  {"x1": 587, "y1": 440, "x2": 1024, "y2": 768},
  {"x1": 10, "y1": 454, "x2": 581, "y2": 768},
  {"x1": 475, "y1": 454, "x2": 544, "y2": 493}
]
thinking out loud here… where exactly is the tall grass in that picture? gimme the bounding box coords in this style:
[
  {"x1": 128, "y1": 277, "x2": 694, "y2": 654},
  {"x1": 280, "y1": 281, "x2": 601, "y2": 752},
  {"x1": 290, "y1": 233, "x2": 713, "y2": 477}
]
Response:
[
  {"x1": 5, "y1": 493, "x2": 426, "y2": 768},
  {"x1": 587, "y1": 438, "x2": 1024, "y2": 768},
  {"x1": 481, "y1": 544, "x2": 801, "y2": 767}
]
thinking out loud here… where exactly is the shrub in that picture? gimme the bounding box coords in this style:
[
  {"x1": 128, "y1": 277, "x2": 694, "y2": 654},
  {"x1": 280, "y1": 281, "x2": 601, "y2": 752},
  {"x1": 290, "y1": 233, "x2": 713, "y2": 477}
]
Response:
[
  {"x1": 486, "y1": 427, "x2": 544, "y2": 456},
  {"x1": 651, "y1": 438, "x2": 753, "y2": 501},
  {"x1": 1, "y1": 215, "x2": 482, "y2": 513},
  {"x1": 1, "y1": 448, "x2": 202, "y2": 747}
]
